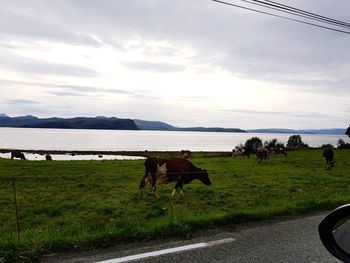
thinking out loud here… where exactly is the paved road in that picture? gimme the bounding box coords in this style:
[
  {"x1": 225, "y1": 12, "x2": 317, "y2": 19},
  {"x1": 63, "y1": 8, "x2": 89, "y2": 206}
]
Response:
[{"x1": 42, "y1": 213, "x2": 341, "y2": 263}]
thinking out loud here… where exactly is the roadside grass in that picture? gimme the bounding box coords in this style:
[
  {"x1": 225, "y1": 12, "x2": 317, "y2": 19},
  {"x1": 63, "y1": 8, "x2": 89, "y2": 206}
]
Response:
[{"x1": 1, "y1": 149, "x2": 350, "y2": 262}]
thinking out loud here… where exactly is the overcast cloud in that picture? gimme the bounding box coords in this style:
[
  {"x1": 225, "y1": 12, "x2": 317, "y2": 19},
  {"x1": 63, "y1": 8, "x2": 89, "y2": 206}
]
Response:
[{"x1": 0, "y1": 0, "x2": 349, "y2": 129}]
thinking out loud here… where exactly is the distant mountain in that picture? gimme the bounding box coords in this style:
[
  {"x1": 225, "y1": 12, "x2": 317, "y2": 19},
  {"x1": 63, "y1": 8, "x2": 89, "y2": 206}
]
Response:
[
  {"x1": 133, "y1": 119, "x2": 175, "y2": 130},
  {"x1": 2, "y1": 114, "x2": 342, "y2": 134},
  {"x1": 247, "y1": 128, "x2": 346, "y2": 135},
  {"x1": 301, "y1": 129, "x2": 346, "y2": 135},
  {"x1": 0, "y1": 115, "x2": 139, "y2": 130},
  {"x1": 0, "y1": 115, "x2": 246, "y2": 133},
  {"x1": 0, "y1": 113, "x2": 9, "y2": 118},
  {"x1": 133, "y1": 119, "x2": 245, "y2": 132}
]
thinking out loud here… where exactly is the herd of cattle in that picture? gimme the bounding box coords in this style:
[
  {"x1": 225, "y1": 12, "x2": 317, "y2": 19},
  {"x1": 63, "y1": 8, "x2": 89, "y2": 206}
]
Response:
[
  {"x1": 8, "y1": 147, "x2": 336, "y2": 198},
  {"x1": 139, "y1": 147, "x2": 336, "y2": 198}
]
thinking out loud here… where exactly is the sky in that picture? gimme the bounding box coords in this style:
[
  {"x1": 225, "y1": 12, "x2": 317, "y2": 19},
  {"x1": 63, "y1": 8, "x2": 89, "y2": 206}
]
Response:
[{"x1": 1, "y1": 0, "x2": 349, "y2": 129}]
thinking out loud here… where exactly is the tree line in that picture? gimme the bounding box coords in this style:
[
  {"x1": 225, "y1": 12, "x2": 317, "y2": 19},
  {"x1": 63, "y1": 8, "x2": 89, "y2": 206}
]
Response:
[{"x1": 236, "y1": 128, "x2": 350, "y2": 153}]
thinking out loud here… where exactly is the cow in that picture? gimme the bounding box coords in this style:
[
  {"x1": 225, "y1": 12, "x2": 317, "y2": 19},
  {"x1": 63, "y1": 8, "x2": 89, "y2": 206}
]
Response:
[
  {"x1": 11, "y1": 151, "x2": 26, "y2": 160},
  {"x1": 256, "y1": 148, "x2": 269, "y2": 163},
  {"x1": 279, "y1": 148, "x2": 287, "y2": 156},
  {"x1": 270, "y1": 148, "x2": 287, "y2": 157},
  {"x1": 139, "y1": 157, "x2": 211, "y2": 198},
  {"x1": 323, "y1": 148, "x2": 335, "y2": 167},
  {"x1": 45, "y1": 154, "x2": 52, "y2": 161},
  {"x1": 181, "y1": 150, "x2": 192, "y2": 159},
  {"x1": 232, "y1": 148, "x2": 250, "y2": 158}
]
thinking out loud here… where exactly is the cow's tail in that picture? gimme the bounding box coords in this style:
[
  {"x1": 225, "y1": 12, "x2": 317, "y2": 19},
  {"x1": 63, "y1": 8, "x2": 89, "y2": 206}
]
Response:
[
  {"x1": 139, "y1": 177, "x2": 145, "y2": 199},
  {"x1": 139, "y1": 168, "x2": 147, "y2": 199}
]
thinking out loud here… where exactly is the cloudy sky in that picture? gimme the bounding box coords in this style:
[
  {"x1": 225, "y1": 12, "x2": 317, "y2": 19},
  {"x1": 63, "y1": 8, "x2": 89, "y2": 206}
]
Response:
[{"x1": 1, "y1": 0, "x2": 349, "y2": 129}]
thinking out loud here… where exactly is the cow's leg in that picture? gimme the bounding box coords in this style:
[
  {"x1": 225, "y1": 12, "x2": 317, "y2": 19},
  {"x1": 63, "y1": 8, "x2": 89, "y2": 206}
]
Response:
[
  {"x1": 153, "y1": 177, "x2": 161, "y2": 199},
  {"x1": 147, "y1": 172, "x2": 162, "y2": 199},
  {"x1": 179, "y1": 185, "x2": 184, "y2": 196},
  {"x1": 174, "y1": 182, "x2": 184, "y2": 196},
  {"x1": 139, "y1": 171, "x2": 154, "y2": 198},
  {"x1": 171, "y1": 182, "x2": 180, "y2": 196},
  {"x1": 150, "y1": 172, "x2": 157, "y2": 192},
  {"x1": 172, "y1": 182, "x2": 184, "y2": 197},
  {"x1": 148, "y1": 172, "x2": 160, "y2": 198}
]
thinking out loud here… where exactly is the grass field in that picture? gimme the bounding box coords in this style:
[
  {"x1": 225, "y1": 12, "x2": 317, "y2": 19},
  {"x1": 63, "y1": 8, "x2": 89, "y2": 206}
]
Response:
[{"x1": 1, "y1": 149, "x2": 350, "y2": 262}]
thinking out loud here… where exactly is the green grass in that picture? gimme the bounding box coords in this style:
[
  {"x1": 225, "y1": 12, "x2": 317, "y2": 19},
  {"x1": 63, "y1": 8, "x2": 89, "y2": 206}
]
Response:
[{"x1": 1, "y1": 149, "x2": 350, "y2": 262}]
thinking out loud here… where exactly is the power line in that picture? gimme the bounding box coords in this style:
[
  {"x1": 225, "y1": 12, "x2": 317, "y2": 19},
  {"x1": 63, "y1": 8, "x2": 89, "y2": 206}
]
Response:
[
  {"x1": 243, "y1": 0, "x2": 350, "y2": 30},
  {"x1": 212, "y1": 0, "x2": 350, "y2": 35},
  {"x1": 258, "y1": 0, "x2": 350, "y2": 28}
]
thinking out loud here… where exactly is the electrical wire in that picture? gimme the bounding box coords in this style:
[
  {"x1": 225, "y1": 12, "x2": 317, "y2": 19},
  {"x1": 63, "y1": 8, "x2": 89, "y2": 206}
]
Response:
[
  {"x1": 258, "y1": 0, "x2": 350, "y2": 28},
  {"x1": 242, "y1": 0, "x2": 350, "y2": 30},
  {"x1": 212, "y1": 0, "x2": 350, "y2": 35}
]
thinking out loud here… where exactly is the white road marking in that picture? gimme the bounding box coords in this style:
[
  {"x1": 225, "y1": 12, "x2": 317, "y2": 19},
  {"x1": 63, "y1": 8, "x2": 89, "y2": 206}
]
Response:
[{"x1": 94, "y1": 238, "x2": 235, "y2": 263}]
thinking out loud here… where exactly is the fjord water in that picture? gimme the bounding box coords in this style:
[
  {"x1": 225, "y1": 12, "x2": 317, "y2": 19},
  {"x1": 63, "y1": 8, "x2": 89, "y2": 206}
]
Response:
[{"x1": 0, "y1": 127, "x2": 348, "y2": 151}]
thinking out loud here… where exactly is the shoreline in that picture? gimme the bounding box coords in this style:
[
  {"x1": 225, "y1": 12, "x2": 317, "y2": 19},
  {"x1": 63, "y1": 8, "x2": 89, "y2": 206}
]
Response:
[{"x1": 0, "y1": 148, "x2": 232, "y2": 158}]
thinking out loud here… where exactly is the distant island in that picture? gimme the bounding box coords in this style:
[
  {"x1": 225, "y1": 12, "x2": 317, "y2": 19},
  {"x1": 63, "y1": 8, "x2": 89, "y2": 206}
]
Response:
[
  {"x1": 0, "y1": 114, "x2": 345, "y2": 134},
  {"x1": 0, "y1": 114, "x2": 245, "y2": 133}
]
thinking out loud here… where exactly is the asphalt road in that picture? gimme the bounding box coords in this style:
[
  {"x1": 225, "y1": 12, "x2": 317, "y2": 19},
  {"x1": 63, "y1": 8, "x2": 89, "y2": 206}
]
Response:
[{"x1": 42, "y1": 213, "x2": 341, "y2": 263}]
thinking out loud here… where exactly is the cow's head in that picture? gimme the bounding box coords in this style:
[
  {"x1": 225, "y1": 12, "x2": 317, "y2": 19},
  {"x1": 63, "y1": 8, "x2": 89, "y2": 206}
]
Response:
[{"x1": 198, "y1": 169, "x2": 211, "y2": 186}]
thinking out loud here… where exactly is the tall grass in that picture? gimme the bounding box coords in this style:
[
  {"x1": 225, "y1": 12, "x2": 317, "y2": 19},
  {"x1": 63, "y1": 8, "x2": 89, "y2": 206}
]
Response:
[{"x1": 0, "y1": 149, "x2": 349, "y2": 262}]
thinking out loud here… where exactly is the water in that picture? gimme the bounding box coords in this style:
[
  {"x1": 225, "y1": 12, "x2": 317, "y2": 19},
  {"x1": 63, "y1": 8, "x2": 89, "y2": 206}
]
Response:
[
  {"x1": 0, "y1": 152, "x2": 145, "y2": 161},
  {"x1": 0, "y1": 127, "x2": 348, "y2": 152}
]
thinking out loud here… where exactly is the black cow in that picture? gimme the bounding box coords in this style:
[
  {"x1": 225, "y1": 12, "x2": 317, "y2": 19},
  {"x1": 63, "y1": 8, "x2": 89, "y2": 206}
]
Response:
[
  {"x1": 11, "y1": 151, "x2": 26, "y2": 160},
  {"x1": 323, "y1": 148, "x2": 335, "y2": 167},
  {"x1": 45, "y1": 154, "x2": 52, "y2": 161},
  {"x1": 139, "y1": 157, "x2": 211, "y2": 198}
]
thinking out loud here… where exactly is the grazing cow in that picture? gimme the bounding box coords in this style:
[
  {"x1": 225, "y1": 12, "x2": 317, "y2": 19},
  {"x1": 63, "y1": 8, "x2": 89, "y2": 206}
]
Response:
[
  {"x1": 270, "y1": 148, "x2": 287, "y2": 157},
  {"x1": 323, "y1": 148, "x2": 335, "y2": 167},
  {"x1": 11, "y1": 151, "x2": 26, "y2": 160},
  {"x1": 139, "y1": 157, "x2": 211, "y2": 198},
  {"x1": 232, "y1": 148, "x2": 250, "y2": 158},
  {"x1": 279, "y1": 148, "x2": 287, "y2": 156},
  {"x1": 45, "y1": 154, "x2": 52, "y2": 161},
  {"x1": 181, "y1": 150, "x2": 192, "y2": 159},
  {"x1": 256, "y1": 149, "x2": 269, "y2": 163}
]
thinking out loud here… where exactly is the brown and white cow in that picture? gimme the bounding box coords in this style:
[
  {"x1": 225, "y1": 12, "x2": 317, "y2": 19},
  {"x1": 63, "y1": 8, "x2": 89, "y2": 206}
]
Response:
[
  {"x1": 181, "y1": 150, "x2": 192, "y2": 159},
  {"x1": 270, "y1": 148, "x2": 287, "y2": 157},
  {"x1": 256, "y1": 148, "x2": 269, "y2": 163},
  {"x1": 139, "y1": 157, "x2": 211, "y2": 198},
  {"x1": 232, "y1": 148, "x2": 250, "y2": 158}
]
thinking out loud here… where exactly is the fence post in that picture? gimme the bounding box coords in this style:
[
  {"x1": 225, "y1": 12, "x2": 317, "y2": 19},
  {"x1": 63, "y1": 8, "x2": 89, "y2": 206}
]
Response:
[{"x1": 12, "y1": 177, "x2": 20, "y2": 239}]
